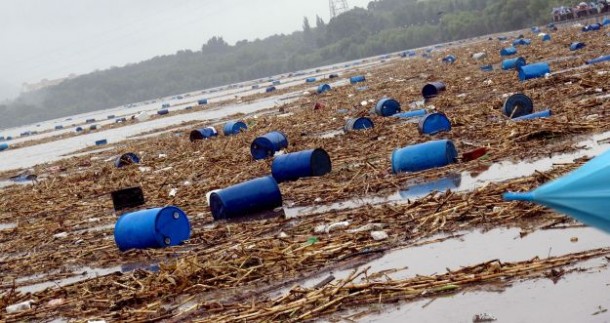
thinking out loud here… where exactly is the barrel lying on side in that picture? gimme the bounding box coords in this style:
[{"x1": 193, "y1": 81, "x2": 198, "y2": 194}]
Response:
[
  {"x1": 391, "y1": 139, "x2": 458, "y2": 173},
  {"x1": 190, "y1": 127, "x2": 218, "y2": 141},
  {"x1": 251, "y1": 131, "x2": 289, "y2": 160},
  {"x1": 223, "y1": 121, "x2": 247, "y2": 136},
  {"x1": 210, "y1": 176, "x2": 283, "y2": 220},
  {"x1": 375, "y1": 98, "x2": 401, "y2": 116},
  {"x1": 271, "y1": 148, "x2": 332, "y2": 183},
  {"x1": 422, "y1": 82, "x2": 446, "y2": 99},
  {"x1": 344, "y1": 117, "x2": 374, "y2": 131}
]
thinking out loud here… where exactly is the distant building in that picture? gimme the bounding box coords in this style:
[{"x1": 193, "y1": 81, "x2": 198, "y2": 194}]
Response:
[{"x1": 21, "y1": 73, "x2": 78, "y2": 92}]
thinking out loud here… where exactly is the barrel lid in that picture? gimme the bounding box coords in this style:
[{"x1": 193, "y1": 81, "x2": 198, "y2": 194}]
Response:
[{"x1": 155, "y1": 206, "x2": 191, "y2": 247}]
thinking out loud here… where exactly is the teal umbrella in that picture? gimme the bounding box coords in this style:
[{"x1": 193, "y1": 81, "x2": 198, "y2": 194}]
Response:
[{"x1": 503, "y1": 148, "x2": 610, "y2": 233}]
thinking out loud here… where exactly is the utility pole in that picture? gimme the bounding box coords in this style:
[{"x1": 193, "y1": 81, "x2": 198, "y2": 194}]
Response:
[{"x1": 329, "y1": 0, "x2": 349, "y2": 18}]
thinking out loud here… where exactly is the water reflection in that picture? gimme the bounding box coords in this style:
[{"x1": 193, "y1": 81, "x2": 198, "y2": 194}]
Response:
[{"x1": 399, "y1": 173, "x2": 462, "y2": 199}]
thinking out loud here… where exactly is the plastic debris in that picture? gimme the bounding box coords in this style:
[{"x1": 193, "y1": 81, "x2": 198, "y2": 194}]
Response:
[
  {"x1": 169, "y1": 188, "x2": 177, "y2": 197},
  {"x1": 370, "y1": 231, "x2": 389, "y2": 241},
  {"x1": 6, "y1": 300, "x2": 33, "y2": 313},
  {"x1": 473, "y1": 313, "x2": 497, "y2": 322},
  {"x1": 53, "y1": 232, "x2": 68, "y2": 239}
]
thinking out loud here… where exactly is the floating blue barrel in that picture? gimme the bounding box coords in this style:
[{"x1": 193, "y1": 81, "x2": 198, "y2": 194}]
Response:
[
  {"x1": 502, "y1": 93, "x2": 534, "y2": 118},
  {"x1": 582, "y1": 23, "x2": 601, "y2": 32},
  {"x1": 190, "y1": 127, "x2": 218, "y2": 141},
  {"x1": 586, "y1": 55, "x2": 610, "y2": 65},
  {"x1": 518, "y1": 62, "x2": 550, "y2": 81},
  {"x1": 115, "y1": 152, "x2": 140, "y2": 168},
  {"x1": 157, "y1": 109, "x2": 169, "y2": 115},
  {"x1": 502, "y1": 57, "x2": 526, "y2": 70},
  {"x1": 223, "y1": 121, "x2": 247, "y2": 136},
  {"x1": 391, "y1": 139, "x2": 458, "y2": 174},
  {"x1": 209, "y1": 176, "x2": 282, "y2": 220},
  {"x1": 500, "y1": 47, "x2": 517, "y2": 56},
  {"x1": 480, "y1": 64, "x2": 493, "y2": 72},
  {"x1": 95, "y1": 139, "x2": 108, "y2": 146},
  {"x1": 442, "y1": 55, "x2": 456, "y2": 63},
  {"x1": 418, "y1": 112, "x2": 452, "y2": 135},
  {"x1": 513, "y1": 38, "x2": 531, "y2": 46},
  {"x1": 114, "y1": 206, "x2": 191, "y2": 251},
  {"x1": 393, "y1": 109, "x2": 427, "y2": 119},
  {"x1": 0, "y1": 143, "x2": 8, "y2": 152},
  {"x1": 512, "y1": 109, "x2": 552, "y2": 121},
  {"x1": 570, "y1": 42, "x2": 586, "y2": 51},
  {"x1": 107, "y1": 115, "x2": 116, "y2": 119},
  {"x1": 75, "y1": 127, "x2": 83, "y2": 132},
  {"x1": 375, "y1": 98, "x2": 401, "y2": 116},
  {"x1": 422, "y1": 82, "x2": 446, "y2": 99},
  {"x1": 350, "y1": 75, "x2": 366, "y2": 84},
  {"x1": 271, "y1": 148, "x2": 332, "y2": 183},
  {"x1": 198, "y1": 99, "x2": 208, "y2": 105},
  {"x1": 55, "y1": 125, "x2": 63, "y2": 130},
  {"x1": 317, "y1": 84, "x2": 331, "y2": 94},
  {"x1": 266, "y1": 86, "x2": 276, "y2": 93},
  {"x1": 90, "y1": 125, "x2": 98, "y2": 130},
  {"x1": 115, "y1": 117, "x2": 127, "y2": 123},
  {"x1": 305, "y1": 77, "x2": 317, "y2": 83},
  {"x1": 344, "y1": 117, "x2": 374, "y2": 131},
  {"x1": 251, "y1": 131, "x2": 288, "y2": 160},
  {"x1": 86, "y1": 118, "x2": 96, "y2": 124}
]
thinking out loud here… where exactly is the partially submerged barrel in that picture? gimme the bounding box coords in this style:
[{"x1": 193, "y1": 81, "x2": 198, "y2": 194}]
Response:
[
  {"x1": 115, "y1": 153, "x2": 140, "y2": 168},
  {"x1": 350, "y1": 75, "x2": 366, "y2": 84},
  {"x1": 190, "y1": 127, "x2": 218, "y2": 141},
  {"x1": 375, "y1": 98, "x2": 401, "y2": 116},
  {"x1": 271, "y1": 148, "x2": 332, "y2": 183},
  {"x1": 223, "y1": 121, "x2": 247, "y2": 136},
  {"x1": 391, "y1": 139, "x2": 458, "y2": 174},
  {"x1": 209, "y1": 176, "x2": 282, "y2": 220},
  {"x1": 0, "y1": 143, "x2": 8, "y2": 152},
  {"x1": 500, "y1": 47, "x2": 517, "y2": 56},
  {"x1": 422, "y1": 82, "x2": 446, "y2": 99},
  {"x1": 418, "y1": 112, "x2": 452, "y2": 135},
  {"x1": 85, "y1": 118, "x2": 96, "y2": 124},
  {"x1": 570, "y1": 42, "x2": 585, "y2": 51},
  {"x1": 95, "y1": 139, "x2": 108, "y2": 146},
  {"x1": 251, "y1": 131, "x2": 289, "y2": 160},
  {"x1": 157, "y1": 109, "x2": 169, "y2": 115},
  {"x1": 503, "y1": 93, "x2": 534, "y2": 118},
  {"x1": 512, "y1": 109, "x2": 552, "y2": 121},
  {"x1": 114, "y1": 206, "x2": 191, "y2": 251},
  {"x1": 198, "y1": 99, "x2": 208, "y2": 105},
  {"x1": 442, "y1": 55, "x2": 456, "y2": 63},
  {"x1": 317, "y1": 84, "x2": 331, "y2": 94},
  {"x1": 344, "y1": 117, "x2": 374, "y2": 131},
  {"x1": 305, "y1": 77, "x2": 317, "y2": 83},
  {"x1": 393, "y1": 109, "x2": 426, "y2": 119},
  {"x1": 266, "y1": 86, "x2": 276, "y2": 93},
  {"x1": 518, "y1": 62, "x2": 550, "y2": 81},
  {"x1": 502, "y1": 57, "x2": 526, "y2": 70}
]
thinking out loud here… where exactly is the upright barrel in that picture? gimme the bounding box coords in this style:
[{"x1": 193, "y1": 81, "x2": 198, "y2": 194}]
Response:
[
  {"x1": 375, "y1": 98, "x2": 401, "y2": 116},
  {"x1": 503, "y1": 93, "x2": 534, "y2": 118},
  {"x1": 209, "y1": 176, "x2": 282, "y2": 220},
  {"x1": 418, "y1": 112, "x2": 452, "y2": 135},
  {"x1": 502, "y1": 57, "x2": 526, "y2": 70},
  {"x1": 251, "y1": 131, "x2": 289, "y2": 160},
  {"x1": 271, "y1": 148, "x2": 332, "y2": 183},
  {"x1": 190, "y1": 127, "x2": 218, "y2": 141},
  {"x1": 422, "y1": 82, "x2": 446, "y2": 99},
  {"x1": 223, "y1": 121, "x2": 247, "y2": 136},
  {"x1": 518, "y1": 62, "x2": 550, "y2": 81},
  {"x1": 344, "y1": 117, "x2": 374, "y2": 131},
  {"x1": 114, "y1": 206, "x2": 191, "y2": 251},
  {"x1": 391, "y1": 139, "x2": 458, "y2": 174},
  {"x1": 350, "y1": 75, "x2": 366, "y2": 84}
]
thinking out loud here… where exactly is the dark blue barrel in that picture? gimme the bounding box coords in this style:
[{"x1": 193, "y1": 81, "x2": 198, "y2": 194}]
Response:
[
  {"x1": 75, "y1": 127, "x2": 83, "y2": 132},
  {"x1": 107, "y1": 115, "x2": 116, "y2": 119},
  {"x1": 570, "y1": 42, "x2": 585, "y2": 51},
  {"x1": 422, "y1": 82, "x2": 446, "y2": 99},
  {"x1": 86, "y1": 118, "x2": 96, "y2": 123},
  {"x1": 541, "y1": 34, "x2": 551, "y2": 41},
  {"x1": 586, "y1": 55, "x2": 610, "y2": 65},
  {"x1": 502, "y1": 57, "x2": 526, "y2": 70},
  {"x1": 5, "y1": 136, "x2": 11, "y2": 140},
  {"x1": 512, "y1": 109, "x2": 552, "y2": 121},
  {"x1": 503, "y1": 93, "x2": 534, "y2": 118},
  {"x1": 500, "y1": 47, "x2": 517, "y2": 56},
  {"x1": 375, "y1": 98, "x2": 401, "y2": 116},
  {"x1": 305, "y1": 77, "x2": 317, "y2": 83},
  {"x1": 271, "y1": 148, "x2": 332, "y2": 183},
  {"x1": 480, "y1": 64, "x2": 493, "y2": 72},
  {"x1": 190, "y1": 127, "x2": 218, "y2": 141},
  {"x1": 55, "y1": 125, "x2": 63, "y2": 130},
  {"x1": 251, "y1": 131, "x2": 288, "y2": 160},
  {"x1": 0, "y1": 143, "x2": 8, "y2": 152},
  {"x1": 583, "y1": 23, "x2": 601, "y2": 32},
  {"x1": 198, "y1": 99, "x2": 208, "y2": 105},
  {"x1": 266, "y1": 86, "x2": 276, "y2": 93},
  {"x1": 317, "y1": 84, "x2": 331, "y2": 94},
  {"x1": 498, "y1": 36, "x2": 508, "y2": 41},
  {"x1": 513, "y1": 39, "x2": 531, "y2": 46},
  {"x1": 518, "y1": 62, "x2": 550, "y2": 81},
  {"x1": 114, "y1": 206, "x2": 191, "y2": 251},
  {"x1": 328, "y1": 73, "x2": 339, "y2": 79},
  {"x1": 442, "y1": 55, "x2": 456, "y2": 63},
  {"x1": 90, "y1": 125, "x2": 98, "y2": 130},
  {"x1": 393, "y1": 109, "x2": 427, "y2": 119},
  {"x1": 115, "y1": 118, "x2": 127, "y2": 123},
  {"x1": 418, "y1": 112, "x2": 452, "y2": 135},
  {"x1": 210, "y1": 176, "x2": 282, "y2": 220},
  {"x1": 344, "y1": 117, "x2": 374, "y2": 131},
  {"x1": 95, "y1": 139, "x2": 108, "y2": 146},
  {"x1": 115, "y1": 153, "x2": 140, "y2": 168},
  {"x1": 350, "y1": 75, "x2": 366, "y2": 84},
  {"x1": 391, "y1": 139, "x2": 458, "y2": 174},
  {"x1": 223, "y1": 121, "x2": 247, "y2": 136},
  {"x1": 157, "y1": 109, "x2": 169, "y2": 115},
  {"x1": 185, "y1": 106, "x2": 193, "y2": 110}
]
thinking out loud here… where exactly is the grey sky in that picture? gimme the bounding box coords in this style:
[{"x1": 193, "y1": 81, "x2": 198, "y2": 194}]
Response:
[{"x1": 0, "y1": 0, "x2": 371, "y2": 101}]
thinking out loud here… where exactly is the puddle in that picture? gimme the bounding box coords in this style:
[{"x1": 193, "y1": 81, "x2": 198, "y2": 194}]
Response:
[
  {"x1": 16, "y1": 266, "x2": 121, "y2": 293},
  {"x1": 0, "y1": 222, "x2": 17, "y2": 230}
]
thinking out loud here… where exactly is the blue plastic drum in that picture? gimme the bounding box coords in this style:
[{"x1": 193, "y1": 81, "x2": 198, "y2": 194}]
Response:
[
  {"x1": 210, "y1": 176, "x2": 282, "y2": 220},
  {"x1": 518, "y1": 62, "x2": 550, "y2": 81},
  {"x1": 223, "y1": 121, "x2": 247, "y2": 136},
  {"x1": 317, "y1": 84, "x2": 332, "y2": 94},
  {"x1": 344, "y1": 117, "x2": 374, "y2": 131},
  {"x1": 393, "y1": 109, "x2": 427, "y2": 119},
  {"x1": 350, "y1": 75, "x2": 366, "y2": 84},
  {"x1": 95, "y1": 139, "x2": 108, "y2": 146},
  {"x1": 190, "y1": 127, "x2": 218, "y2": 141},
  {"x1": 391, "y1": 139, "x2": 458, "y2": 173},
  {"x1": 422, "y1": 82, "x2": 446, "y2": 99},
  {"x1": 418, "y1": 112, "x2": 452, "y2": 135},
  {"x1": 115, "y1": 153, "x2": 141, "y2": 168},
  {"x1": 271, "y1": 148, "x2": 332, "y2": 183},
  {"x1": 503, "y1": 93, "x2": 534, "y2": 118},
  {"x1": 502, "y1": 57, "x2": 526, "y2": 70},
  {"x1": 512, "y1": 109, "x2": 552, "y2": 121},
  {"x1": 251, "y1": 131, "x2": 289, "y2": 160},
  {"x1": 0, "y1": 143, "x2": 8, "y2": 152},
  {"x1": 198, "y1": 99, "x2": 208, "y2": 105},
  {"x1": 375, "y1": 98, "x2": 401, "y2": 116},
  {"x1": 500, "y1": 47, "x2": 517, "y2": 56}
]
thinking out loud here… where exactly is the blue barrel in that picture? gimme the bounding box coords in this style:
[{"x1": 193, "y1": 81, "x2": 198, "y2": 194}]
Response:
[
  {"x1": 317, "y1": 84, "x2": 331, "y2": 94},
  {"x1": 518, "y1": 62, "x2": 550, "y2": 81},
  {"x1": 603, "y1": 17, "x2": 610, "y2": 26},
  {"x1": 393, "y1": 109, "x2": 427, "y2": 119},
  {"x1": 190, "y1": 127, "x2": 218, "y2": 141},
  {"x1": 210, "y1": 176, "x2": 282, "y2": 220},
  {"x1": 114, "y1": 206, "x2": 191, "y2": 251},
  {"x1": 107, "y1": 115, "x2": 116, "y2": 119},
  {"x1": 305, "y1": 77, "x2": 316, "y2": 83},
  {"x1": 570, "y1": 42, "x2": 585, "y2": 51},
  {"x1": 75, "y1": 127, "x2": 83, "y2": 132},
  {"x1": 115, "y1": 153, "x2": 140, "y2": 168},
  {"x1": 185, "y1": 106, "x2": 193, "y2": 110},
  {"x1": 418, "y1": 112, "x2": 452, "y2": 135},
  {"x1": 86, "y1": 118, "x2": 96, "y2": 124},
  {"x1": 512, "y1": 109, "x2": 552, "y2": 121},
  {"x1": 55, "y1": 125, "x2": 63, "y2": 130},
  {"x1": 328, "y1": 73, "x2": 339, "y2": 79},
  {"x1": 157, "y1": 109, "x2": 169, "y2": 115},
  {"x1": 500, "y1": 47, "x2": 517, "y2": 56},
  {"x1": 223, "y1": 121, "x2": 247, "y2": 136},
  {"x1": 513, "y1": 39, "x2": 531, "y2": 46},
  {"x1": 115, "y1": 118, "x2": 127, "y2": 123},
  {"x1": 266, "y1": 86, "x2": 276, "y2": 93},
  {"x1": 583, "y1": 23, "x2": 601, "y2": 32},
  {"x1": 503, "y1": 93, "x2": 534, "y2": 118},
  {"x1": 502, "y1": 57, "x2": 526, "y2": 70},
  {"x1": 375, "y1": 98, "x2": 401, "y2": 116},
  {"x1": 391, "y1": 139, "x2": 458, "y2": 174},
  {"x1": 541, "y1": 34, "x2": 551, "y2": 41},
  {"x1": 350, "y1": 75, "x2": 366, "y2": 84},
  {"x1": 271, "y1": 148, "x2": 332, "y2": 183},
  {"x1": 422, "y1": 82, "x2": 446, "y2": 99},
  {"x1": 586, "y1": 55, "x2": 610, "y2": 65},
  {"x1": 95, "y1": 139, "x2": 108, "y2": 146},
  {"x1": 344, "y1": 117, "x2": 374, "y2": 131},
  {"x1": 251, "y1": 131, "x2": 288, "y2": 160},
  {"x1": 0, "y1": 143, "x2": 8, "y2": 152},
  {"x1": 480, "y1": 64, "x2": 493, "y2": 72},
  {"x1": 90, "y1": 125, "x2": 98, "y2": 130},
  {"x1": 0, "y1": 136, "x2": 4, "y2": 140},
  {"x1": 442, "y1": 55, "x2": 456, "y2": 63},
  {"x1": 198, "y1": 99, "x2": 208, "y2": 105},
  {"x1": 6, "y1": 136, "x2": 11, "y2": 140}
]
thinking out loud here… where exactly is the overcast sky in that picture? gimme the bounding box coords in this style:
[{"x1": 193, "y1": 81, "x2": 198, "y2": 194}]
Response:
[{"x1": 0, "y1": 0, "x2": 371, "y2": 101}]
